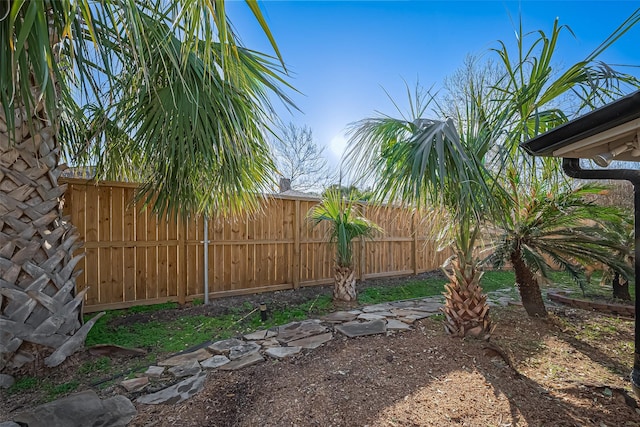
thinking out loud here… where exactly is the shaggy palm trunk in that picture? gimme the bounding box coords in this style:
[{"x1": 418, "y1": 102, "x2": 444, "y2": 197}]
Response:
[
  {"x1": 441, "y1": 255, "x2": 492, "y2": 339},
  {"x1": 333, "y1": 266, "x2": 356, "y2": 302},
  {"x1": 510, "y1": 248, "x2": 547, "y2": 317},
  {"x1": 0, "y1": 91, "x2": 99, "y2": 373},
  {"x1": 612, "y1": 272, "x2": 632, "y2": 301}
]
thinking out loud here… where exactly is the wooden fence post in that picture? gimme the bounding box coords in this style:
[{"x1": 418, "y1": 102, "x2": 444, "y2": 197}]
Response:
[
  {"x1": 177, "y1": 215, "x2": 187, "y2": 305},
  {"x1": 359, "y1": 204, "x2": 367, "y2": 280},
  {"x1": 412, "y1": 211, "x2": 418, "y2": 275},
  {"x1": 293, "y1": 199, "x2": 301, "y2": 289}
]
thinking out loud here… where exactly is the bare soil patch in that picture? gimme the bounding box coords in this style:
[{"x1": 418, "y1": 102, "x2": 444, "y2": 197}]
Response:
[
  {"x1": 131, "y1": 307, "x2": 638, "y2": 427},
  {"x1": 1, "y1": 274, "x2": 639, "y2": 426}
]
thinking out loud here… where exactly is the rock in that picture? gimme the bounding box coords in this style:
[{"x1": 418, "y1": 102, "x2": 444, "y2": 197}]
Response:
[
  {"x1": 389, "y1": 300, "x2": 419, "y2": 309},
  {"x1": 228, "y1": 342, "x2": 261, "y2": 360},
  {"x1": 208, "y1": 338, "x2": 245, "y2": 355},
  {"x1": 121, "y1": 377, "x2": 149, "y2": 392},
  {"x1": 0, "y1": 422, "x2": 20, "y2": 427},
  {"x1": 0, "y1": 374, "x2": 15, "y2": 389},
  {"x1": 277, "y1": 320, "x2": 327, "y2": 343},
  {"x1": 265, "y1": 346, "x2": 302, "y2": 359},
  {"x1": 88, "y1": 344, "x2": 147, "y2": 357},
  {"x1": 260, "y1": 338, "x2": 281, "y2": 348},
  {"x1": 361, "y1": 303, "x2": 394, "y2": 313},
  {"x1": 219, "y1": 353, "x2": 265, "y2": 370},
  {"x1": 386, "y1": 319, "x2": 412, "y2": 330},
  {"x1": 145, "y1": 366, "x2": 165, "y2": 378},
  {"x1": 168, "y1": 360, "x2": 201, "y2": 378},
  {"x1": 243, "y1": 329, "x2": 277, "y2": 340},
  {"x1": 335, "y1": 320, "x2": 387, "y2": 338},
  {"x1": 158, "y1": 348, "x2": 211, "y2": 367},
  {"x1": 288, "y1": 332, "x2": 333, "y2": 349},
  {"x1": 137, "y1": 372, "x2": 207, "y2": 405},
  {"x1": 390, "y1": 309, "x2": 431, "y2": 320},
  {"x1": 357, "y1": 313, "x2": 387, "y2": 321},
  {"x1": 411, "y1": 302, "x2": 442, "y2": 312},
  {"x1": 14, "y1": 390, "x2": 135, "y2": 427},
  {"x1": 201, "y1": 355, "x2": 230, "y2": 369},
  {"x1": 320, "y1": 311, "x2": 358, "y2": 323}
]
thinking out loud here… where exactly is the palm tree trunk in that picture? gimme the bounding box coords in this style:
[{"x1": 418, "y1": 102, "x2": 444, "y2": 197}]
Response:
[
  {"x1": 510, "y1": 248, "x2": 547, "y2": 317},
  {"x1": 441, "y1": 255, "x2": 493, "y2": 339},
  {"x1": 333, "y1": 266, "x2": 356, "y2": 302},
  {"x1": 612, "y1": 272, "x2": 632, "y2": 301},
  {"x1": 0, "y1": 91, "x2": 96, "y2": 373}
]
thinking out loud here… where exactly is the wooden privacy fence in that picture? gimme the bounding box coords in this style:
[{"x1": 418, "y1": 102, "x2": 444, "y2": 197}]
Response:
[{"x1": 61, "y1": 179, "x2": 450, "y2": 313}]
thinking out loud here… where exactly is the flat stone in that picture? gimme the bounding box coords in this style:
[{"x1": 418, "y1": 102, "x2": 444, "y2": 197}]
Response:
[
  {"x1": 121, "y1": 377, "x2": 149, "y2": 392},
  {"x1": 277, "y1": 320, "x2": 327, "y2": 343},
  {"x1": 0, "y1": 374, "x2": 15, "y2": 389},
  {"x1": 357, "y1": 313, "x2": 387, "y2": 321},
  {"x1": 361, "y1": 303, "x2": 394, "y2": 313},
  {"x1": 412, "y1": 302, "x2": 442, "y2": 312},
  {"x1": 390, "y1": 309, "x2": 431, "y2": 320},
  {"x1": 320, "y1": 311, "x2": 358, "y2": 323},
  {"x1": 144, "y1": 366, "x2": 165, "y2": 378},
  {"x1": 265, "y1": 346, "x2": 302, "y2": 359},
  {"x1": 259, "y1": 338, "x2": 281, "y2": 348},
  {"x1": 335, "y1": 319, "x2": 387, "y2": 338},
  {"x1": 208, "y1": 338, "x2": 245, "y2": 355},
  {"x1": 397, "y1": 317, "x2": 416, "y2": 324},
  {"x1": 0, "y1": 422, "x2": 20, "y2": 427},
  {"x1": 229, "y1": 342, "x2": 261, "y2": 360},
  {"x1": 219, "y1": 352, "x2": 265, "y2": 370},
  {"x1": 15, "y1": 390, "x2": 136, "y2": 427},
  {"x1": 201, "y1": 355, "x2": 230, "y2": 369},
  {"x1": 137, "y1": 372, "x2": 207, "y2": 405},
  {"x1": 168, "y1": 360, "x2": 201, "y2": 378},
  {"x1": 158, "y1": 348, "x2": 211, "y2": 367},
  {"x1": 243, "y1": 329, "x2": 277, "y2": 340},
  {"x1": 386, "y1": 319, "x2": 412, "y2": 330},
  {"x1": 389, "y1": 300, "x2": 420, "y2": 309},
  {"x1": 348, "y1": 310, "x2": 363, "y2": 315},
  {"x1": 288, "y1": 332, "x2": 333, "y2": 349}
]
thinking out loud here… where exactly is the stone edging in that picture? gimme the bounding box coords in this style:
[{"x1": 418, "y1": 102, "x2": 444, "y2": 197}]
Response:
[{"x1": 547, "y1": 291, "x2": 634, "y2": 318}]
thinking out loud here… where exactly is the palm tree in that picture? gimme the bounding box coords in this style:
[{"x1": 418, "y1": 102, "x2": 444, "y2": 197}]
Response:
[
  {"x1": 487, "y1": 174, "x2": 632, "y2": 317},
  {"x1": 308, "y1": 189, "x2": 381, "y2": 302},
  {"x1": 0, "y1": 1, "x2": 291, "y2": 371},
  {"x1": 346, "y1": 86, "x2": 500, "y2": 339}
]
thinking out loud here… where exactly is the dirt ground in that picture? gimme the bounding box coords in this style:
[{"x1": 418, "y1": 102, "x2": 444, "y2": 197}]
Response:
[
  {"x1": 128, "y1": 307, "x2": 639, "y2": 427},
  {"x1": 2, "y1": 275, "x2": 639, "y2": 426}
]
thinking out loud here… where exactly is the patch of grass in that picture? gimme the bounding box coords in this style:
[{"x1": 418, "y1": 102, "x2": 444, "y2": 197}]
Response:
[
  {"x1": 78, "y1": 356, "x2": 111, "y2": 375},
  {"x1": 86, "y1": 271, "x2": 516, "y2": 354},
  {"x1": 545, "y1": 270, "x2": 635, "y2": 300},
  {"x1": 46, "y1": 381, "x2": 79, "y2": 399},
  {"x1": 358, "y1": 270, "x2": 514, "y2": 306},
  {"x1": 7, "y1": 376, "x2": 38, "y2": 394}
]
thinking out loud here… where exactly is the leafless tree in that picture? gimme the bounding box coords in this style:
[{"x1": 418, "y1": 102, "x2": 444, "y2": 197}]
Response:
[{"x1": 272, "y1": 123, "x2": 336, "y2": 193}]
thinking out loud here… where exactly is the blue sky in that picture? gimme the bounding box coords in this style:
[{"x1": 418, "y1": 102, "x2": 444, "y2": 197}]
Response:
[{"x1": 227, "y1": 1, "x2": 640, "y2": 165}]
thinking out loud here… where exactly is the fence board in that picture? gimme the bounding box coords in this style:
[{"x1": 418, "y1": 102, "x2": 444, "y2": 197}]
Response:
[{"x1": 61, "y1": 179, "x2": 450, "y2": 312}]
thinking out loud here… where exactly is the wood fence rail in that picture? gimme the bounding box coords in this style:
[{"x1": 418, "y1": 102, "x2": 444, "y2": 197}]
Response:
[{"x1": 61, "y1": 179, "x2": 449, "y2": 313}]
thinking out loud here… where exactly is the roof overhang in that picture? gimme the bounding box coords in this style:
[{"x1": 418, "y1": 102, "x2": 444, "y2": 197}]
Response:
[{"x1": 521, "y1": 91, "x2": 640, "y2": 163}]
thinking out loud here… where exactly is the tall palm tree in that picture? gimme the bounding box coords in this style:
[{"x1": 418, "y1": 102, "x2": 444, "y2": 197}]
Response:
[
  {"x1": 308, "y1": 189, "x2": 381, "y2": 302},
  {"x1": 0, "y1": 0, "x2": 291, "y2": 372},
  {"x1": 487, "y1": 174, "x2": 632, "y2": 317},
  {"x1": 346, "y1": 87, "x2": 501, "y2": 338}
]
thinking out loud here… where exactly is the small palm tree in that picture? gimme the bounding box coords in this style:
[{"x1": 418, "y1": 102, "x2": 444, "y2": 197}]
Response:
[
  {"x1": 487, "y1": 173, "x2": 632, "y2": 317},
  {"x1": 308, "y1": 189, "x2": 382, "y2": 302},
  {"x1": 346, "y1": 86, "x2": 500, "y2": 339}
]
